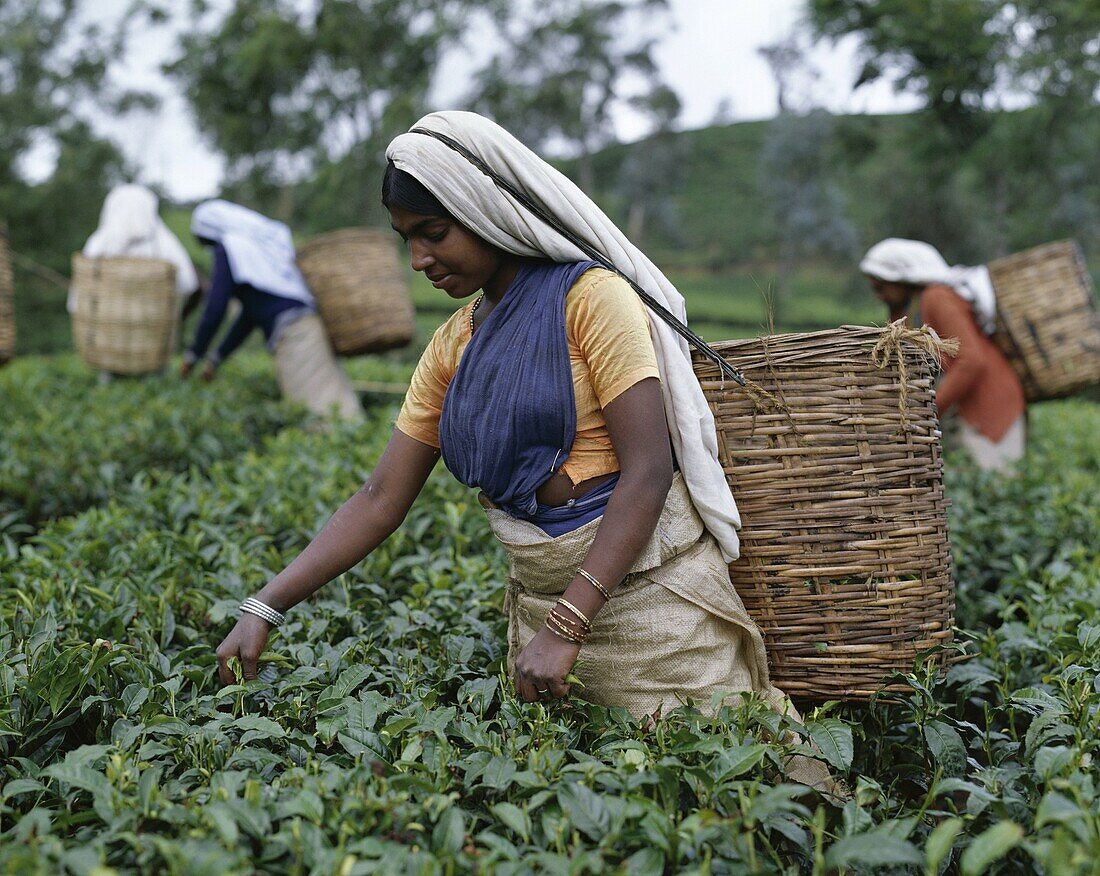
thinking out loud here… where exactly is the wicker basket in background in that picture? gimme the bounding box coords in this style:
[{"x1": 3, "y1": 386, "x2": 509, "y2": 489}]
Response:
[
  {"x1": 0, "y1": 229, "x2": 14, "y2": 364},
  {"x1": 988, "y1": 240, "x2": 1100, "y2": 401},
  {"x1": 693, "y1": 325, "x2": 955, "y2": 701},
  {"x1": 297, "y1": 228, "x2": 414, "y2": 356},
  {"x1": 70, "y1": 254, "x2": 178, "y2": 375}
]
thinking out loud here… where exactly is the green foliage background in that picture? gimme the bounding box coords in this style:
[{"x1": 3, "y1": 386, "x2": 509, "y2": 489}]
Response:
[{"x1": 0, "y1": 353, "x2": 1097, "y2": 874}]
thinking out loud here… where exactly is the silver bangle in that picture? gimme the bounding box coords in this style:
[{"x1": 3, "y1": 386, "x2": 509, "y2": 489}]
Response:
[{"x1": 239, "y1": 597, "x2": 286, "y2": 627}]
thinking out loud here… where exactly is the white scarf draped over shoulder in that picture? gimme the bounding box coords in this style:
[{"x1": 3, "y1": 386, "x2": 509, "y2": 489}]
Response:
[
  {"x1": 78, "y1": 184, "x2": 199, "y2": 308},
  {"x1": 387, "y1": 110, "x2": 742, "y2": 561},
  {"x1": 860, "y1": 237, "x2": 998, "y2": 334},
  {"x1": 190, "y1": 199, "x2": 314, "y2": 305}
]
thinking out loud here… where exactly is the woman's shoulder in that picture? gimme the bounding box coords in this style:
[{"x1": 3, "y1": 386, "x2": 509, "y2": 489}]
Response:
[
  {"x1": 920, "y1": 283, "x2": 979, "y2": 334},
  {"x1": 566, "y1": 265, "x2": 639, "y2": 310},
  {"x1": 572, "y1": 265, "x2": 622, "y2": 291},
  {"x1": 922, "y1": 283, "x2": 964, "y2": 306},
  {"x1": 565, "y1": 265, "x2": 651, "y2": 341}
]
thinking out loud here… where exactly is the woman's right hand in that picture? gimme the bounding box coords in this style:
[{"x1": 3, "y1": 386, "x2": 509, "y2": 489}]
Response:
[{"x1": 215, "y1": 614, "x2": 272, "y2": 685}]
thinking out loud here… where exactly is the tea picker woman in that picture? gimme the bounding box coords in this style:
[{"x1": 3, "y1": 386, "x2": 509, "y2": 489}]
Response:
[
  {"x1": 861, "y1": 238, "x2": 1025, "y2": 472},
  {"x1": 181, "y1": 200, "x2": 363, "y2": 422},
  {"x1": 74, "y1": 183, "x2": 202, "y2": 320},
  {"x1": 214, "y1": 112, "x2": 831, "y2": 790}
]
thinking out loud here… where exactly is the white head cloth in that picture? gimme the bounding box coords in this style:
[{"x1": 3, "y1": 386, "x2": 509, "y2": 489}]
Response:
[
  {"x1": 190, "y1": 199, "x2": 313, "y2": 305},
  {"x1": 387, "y1": 111, "x2": 742, "y2": 561},
  {"x1": 860, "y1": 237, "x2": 998, "y2": 334},
  {"x1": 80, "y1": 184, "x2": 199, "y2": 302}
]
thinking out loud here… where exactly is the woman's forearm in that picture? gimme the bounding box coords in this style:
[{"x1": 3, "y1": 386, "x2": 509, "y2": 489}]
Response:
[
  {"x1": 253, "y1": 482, "x2": 405, "y2": 613},
  {"x1": 585, "y1": 469, "x2": 671, "y2": 586},
  {"x1": 554, "y1": 465, "x2": 673, "y2": 623}
]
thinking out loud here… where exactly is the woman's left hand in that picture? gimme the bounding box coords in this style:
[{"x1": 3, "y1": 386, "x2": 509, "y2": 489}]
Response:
[{"x1": 514, "y1": 626, "x2": 579, "y2": 702}]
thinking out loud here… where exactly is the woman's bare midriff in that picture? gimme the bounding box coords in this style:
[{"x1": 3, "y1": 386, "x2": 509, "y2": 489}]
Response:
[{"x1": 535, "y1": 469, "x2": 618, "y2": 507}]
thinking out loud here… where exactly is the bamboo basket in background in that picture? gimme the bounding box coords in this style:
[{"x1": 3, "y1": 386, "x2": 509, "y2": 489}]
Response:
[
  {"x1": 70, "y1": 254, "x2": 178, "y2": 374},
  {"x1": 0, "y1": 228, "x2": 13, "y2": 364},
  {"x1": 987, "y1": 240, "x2": 1100, "y2": 401},
  {"x1": 693, "y1": 325, "x2": 955, "y2": 701},
  {"x1": 297, "y1": 228, "x2": 415, "y2": 356}
]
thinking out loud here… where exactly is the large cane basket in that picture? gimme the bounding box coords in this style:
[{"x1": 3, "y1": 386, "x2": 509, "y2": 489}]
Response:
[
  {"x1": 987, "y1": 240, "x2": 1100, "y2": 401},
  {"x1": 297, "y1": 228, "x2": 415, "y2": 356},
  {"x1": 693, "y1": 325, "x2": 955, "y2": 701},
  {"x1": 70, "y1": 254, "x2": 178, "y2": 374}
]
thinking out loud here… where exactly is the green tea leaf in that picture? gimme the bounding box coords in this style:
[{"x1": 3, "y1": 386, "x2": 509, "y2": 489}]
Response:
[
  {"x1": 481, "y1": 756, "x2": 517, "y2": 791},
  {"x1": 621, "y1": 848, "x2": 664, "y2": 876},
  {"x1": 960, "y1": 821, "x2": 1024, "y2": 875},
  {"x1": 825, "y1": 828, "x2": 922, "y2": 869},
  {"x1": 557, "y1": 783, "x2": 610, "y2": 841},
  {"x1": 714, "y1": 743, "x2": 767, "y2": 780},
  {"x1": 804, "y1": 718, "x2": 853, "y2": 771},
  {"x1": 924, "y1": 720, "x2": 967, "y2": 777},
  {"x1": 925, "y1": 817, "x2": 963, "y2": 873},
  {"x1": 490, "y1": 802, "x2": 530, "y2": 841},
  {"x1": 1077, "y1": 622, "x2": 1100, "y2": 650}
]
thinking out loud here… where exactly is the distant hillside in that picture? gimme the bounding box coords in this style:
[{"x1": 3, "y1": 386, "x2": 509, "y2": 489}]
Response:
[{"x1": 570, "y1": 109, "x2": 1100, "y2": 273}]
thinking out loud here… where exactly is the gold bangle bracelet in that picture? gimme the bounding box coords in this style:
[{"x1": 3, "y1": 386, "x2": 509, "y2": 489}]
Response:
[
  {"x1": 545, "y1": 621, "x2": 584, "y2": 646},
  {"x1": 545, "y1": 612, "x2": 586, "y2": 644},
  {"x1": 547, "y1": 608, "x2": 584, "y2": 636},
  {"x1": 548, "y1": 607, "x2": 585, "y2": 637},
  {"x1": 577, "y1": 568, "x2": 611, "y2": 601},
  {"x1": 556, "y1": 598, "x2": 591, "y2": 630}
]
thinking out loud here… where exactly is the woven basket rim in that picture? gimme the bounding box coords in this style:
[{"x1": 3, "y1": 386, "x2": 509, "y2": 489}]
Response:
[{"x1": 297, "y1": 226, "x2": 396, "y2": 257}]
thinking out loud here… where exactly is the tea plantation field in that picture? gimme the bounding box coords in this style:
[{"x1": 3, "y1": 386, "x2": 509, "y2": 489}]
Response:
[{"x1": 0, "y1": 352, "x2": 1097, "y2": 875}]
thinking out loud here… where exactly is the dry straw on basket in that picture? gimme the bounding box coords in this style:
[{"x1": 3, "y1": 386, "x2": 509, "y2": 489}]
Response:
[
  {"x1": 297, "y1": 227, "x2": 415, "y2": 356},
  {"x1": 987, "y1": 240, "x2": 1100, "y2": 401},
  {"x1": 693, "y1": 324, "x2": 956, "y2": 701},
  {"x1": 70, "y1": 254, "x2": 178, "y2": 375},
  {"x1": 0, "y1": 228, "x2": 14, "y2": 364}
]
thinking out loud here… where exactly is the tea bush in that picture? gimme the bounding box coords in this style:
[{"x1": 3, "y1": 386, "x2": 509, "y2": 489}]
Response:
[
  {"x1": 0, "y1": 355, "x2": 304, "y2": 539},
  {"x1": 0, "y1": 354, "x2": 1096, "y2": 874}
]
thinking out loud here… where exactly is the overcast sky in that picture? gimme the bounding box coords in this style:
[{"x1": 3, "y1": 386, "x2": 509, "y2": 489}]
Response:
[{"x1": 84, "y1": 0, "x2": 921, "y2": 201}]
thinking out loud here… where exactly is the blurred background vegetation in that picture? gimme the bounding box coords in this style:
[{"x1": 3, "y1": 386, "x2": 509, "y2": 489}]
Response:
[{"x1": 2, "y1": 0, "x2": 1097, "y2": 354}]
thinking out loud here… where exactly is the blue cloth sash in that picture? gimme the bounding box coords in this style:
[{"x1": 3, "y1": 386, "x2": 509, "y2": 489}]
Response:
[
  {"x1": 438, "y1": 259, "x2": 597, "y2": 518},
  {"x1": 526, "y1": 473, "x2": 620, "y2": 536}
]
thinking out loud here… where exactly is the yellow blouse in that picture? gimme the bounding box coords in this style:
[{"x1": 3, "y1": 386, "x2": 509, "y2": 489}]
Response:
[{"x1": 395, "y1": 267, "x2": 661, "y2": 485}]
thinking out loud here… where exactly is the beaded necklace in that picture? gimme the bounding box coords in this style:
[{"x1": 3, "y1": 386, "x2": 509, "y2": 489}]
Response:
[{"x1": 468, "y1": 294, "x2": 484, "y2": 335}]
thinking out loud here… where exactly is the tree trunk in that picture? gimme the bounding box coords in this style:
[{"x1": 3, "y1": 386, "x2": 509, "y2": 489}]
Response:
[
  {"x1": 771, "y1": 235, "x2": 797, "y2": 329},
  {"x1": 578, "y1": 149, "x2": 595, "y2": 196},
  {"x1": 627, "y1": 198, "x2": 647, "y2": 243},
  {"x1": 992, "y1": 170, "x2": 1010, "y2": 257}
]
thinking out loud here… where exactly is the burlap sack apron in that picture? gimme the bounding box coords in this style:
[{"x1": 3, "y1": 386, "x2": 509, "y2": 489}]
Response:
[
  {"x1": 482, "y1": 473, "x2": 841, "y2": 794},
  {"x1": 483, "y1": 473, "x2": 779, "y2": 716},
  {"x1": 273, "y1": 312, "x2": 363, "y2": 422}
]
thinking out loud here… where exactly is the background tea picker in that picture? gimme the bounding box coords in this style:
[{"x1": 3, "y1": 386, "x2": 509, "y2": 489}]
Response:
[
  {"x1": 73, "y1": 183, "x2": 202, "y2": 319},
  {"x1": 183, "y1": 199, "x2": 363, "y2": 423},
  {"x1": 861, "y1": 238, "x2": 1026, "y2": 472}
]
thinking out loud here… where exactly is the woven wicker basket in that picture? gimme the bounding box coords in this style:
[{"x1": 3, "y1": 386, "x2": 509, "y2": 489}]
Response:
[
  {"x1": 70, "y1": 254, "x2": 178, "y2": 375},
  {"x1": 297, "y1": 228, "x2": 414, "y2": 356},
  {"x1": 988, "y1": 240, "x2": 1100, "y2": 401},
  {"x1": 693, "y1": 325, "x2": 955, "y2": 701},
  {"x1": 0, "y1": 229, "x2": 13, "y2": 364}
]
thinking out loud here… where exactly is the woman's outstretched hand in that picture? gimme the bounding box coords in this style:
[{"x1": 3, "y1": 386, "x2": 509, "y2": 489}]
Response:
[
  {"x1": 215, "y1": 614, "x2": 272, "y2": 685},
  {"x1": 514, "y1": 626, "x2": 580, "y2": 702}
]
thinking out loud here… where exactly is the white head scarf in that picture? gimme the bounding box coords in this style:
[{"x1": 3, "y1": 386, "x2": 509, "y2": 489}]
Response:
[
  {"x1": 860, "y1": 238, "x2": 998, "y2": 334},
  {"x1": 387, "y1": 110, "x2": 743, "y2": 561},
  {"x1": 190, "y1": 199, "x2": 313, "y2": 305},
  {"x1": 81, "y1": 184, "x2": 199, "y2": 296}
]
